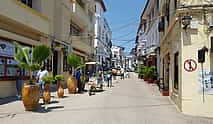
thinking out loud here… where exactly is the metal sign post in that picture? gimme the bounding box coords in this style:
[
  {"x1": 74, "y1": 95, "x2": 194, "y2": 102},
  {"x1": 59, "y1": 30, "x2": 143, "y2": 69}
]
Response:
[
  {"x1": 198, "y1": 47, "x2": 208, "y2": 103},
  {"x1": 201, "y1": 63, "x2": 205, "y2": 103}
]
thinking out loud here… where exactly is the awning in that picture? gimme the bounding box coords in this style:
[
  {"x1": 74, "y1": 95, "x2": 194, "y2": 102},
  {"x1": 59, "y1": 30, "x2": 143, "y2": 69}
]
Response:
[{"x1": 85, "y1": 62, "x2": 97, "y2": 65}]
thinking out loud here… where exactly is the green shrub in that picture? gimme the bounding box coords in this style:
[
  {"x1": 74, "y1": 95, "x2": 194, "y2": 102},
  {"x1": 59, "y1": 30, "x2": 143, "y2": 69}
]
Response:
[
  {"x1": 55, "y1": 74, "x2": 65, "y2": 81},
  {"x1": 42, "y1": 75, "x2": 55, "y2": 84}
]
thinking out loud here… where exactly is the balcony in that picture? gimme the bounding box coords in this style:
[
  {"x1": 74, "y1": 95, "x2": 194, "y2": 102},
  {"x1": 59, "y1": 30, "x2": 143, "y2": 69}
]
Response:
[
  {"x1": 0, "y1": 0, "x2": 49, "y2": 35},
  {"x1": 70, "y1": 1, "x2": 91, "y2": 29},
  {"x1": 180, "y1": 0, "x2": 213, "y2": 6},
  {"x1": 71, "y1": 35, "x2": 92, "y2": 55}
]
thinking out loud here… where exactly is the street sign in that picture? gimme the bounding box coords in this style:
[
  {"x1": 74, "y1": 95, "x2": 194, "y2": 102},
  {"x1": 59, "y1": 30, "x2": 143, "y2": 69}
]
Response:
[{"x1": 184, "y1": 59, "x2": 197, "y2": 72}]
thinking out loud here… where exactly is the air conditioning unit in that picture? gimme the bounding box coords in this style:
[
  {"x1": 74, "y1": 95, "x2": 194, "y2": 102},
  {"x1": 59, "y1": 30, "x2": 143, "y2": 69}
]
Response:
[
  {"x1": 209, "y1": 20, "x2": 213, "y2": 29},
  {"x1": 208, "y1": 14, "x2": 213, "y2": 29}
]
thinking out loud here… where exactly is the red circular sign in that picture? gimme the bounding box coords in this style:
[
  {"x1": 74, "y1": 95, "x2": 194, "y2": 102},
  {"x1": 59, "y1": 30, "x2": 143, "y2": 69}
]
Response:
[{"x1": 184, "y1": 59, "x2": 197, "y2": 72}]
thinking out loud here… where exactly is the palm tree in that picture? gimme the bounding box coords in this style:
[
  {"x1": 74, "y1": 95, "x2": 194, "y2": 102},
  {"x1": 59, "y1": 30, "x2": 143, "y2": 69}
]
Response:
[
  {"x1": 67, "y1": 54, "x2": 83, "y2": 74},
  {"x1": 14, "y1": 42, "x2": 52, "y2": 84}
]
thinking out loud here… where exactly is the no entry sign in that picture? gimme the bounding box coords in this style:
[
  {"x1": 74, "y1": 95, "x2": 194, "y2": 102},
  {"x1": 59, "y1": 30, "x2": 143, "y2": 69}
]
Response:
[{"x1": 184, "y1": 59, "x2": 197, "y2": 72}]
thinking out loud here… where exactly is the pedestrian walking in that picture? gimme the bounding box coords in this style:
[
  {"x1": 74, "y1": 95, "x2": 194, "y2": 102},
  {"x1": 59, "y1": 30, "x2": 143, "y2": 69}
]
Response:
[
  {"x1": 121, "y1": 68, "x2": 125, "y2": 80},
  {"x1": 97, "y1": 71, "x2": 104, "y2": 89},
  {"x1": 106, "y1": 70, "x2": 112, "y2": 87},
  {"x1": 36, "y1": 65, "x2": 48, "y2": 96},
  {"x1": 16, "y1": 69, "x2": 22, "y2": 100}
]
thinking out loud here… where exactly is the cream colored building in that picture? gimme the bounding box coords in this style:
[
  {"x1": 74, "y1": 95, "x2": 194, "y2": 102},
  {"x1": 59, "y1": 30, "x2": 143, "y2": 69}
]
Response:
[
  {"x1": 159, "y1": 0, "x2": 213, "y2": 117},
  {"x1": 0, "y1": 0, "x2": 95, "y2": 98}
]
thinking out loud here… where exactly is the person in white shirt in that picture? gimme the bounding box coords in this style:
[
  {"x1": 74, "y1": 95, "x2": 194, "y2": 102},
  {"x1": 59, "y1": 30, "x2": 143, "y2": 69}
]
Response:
[
  {"x1": 121, "y1": 68, "x2": 125, "y2": 80},
  {"x1": 36, "y1": 65, "x2": 48, "y2": 95}
]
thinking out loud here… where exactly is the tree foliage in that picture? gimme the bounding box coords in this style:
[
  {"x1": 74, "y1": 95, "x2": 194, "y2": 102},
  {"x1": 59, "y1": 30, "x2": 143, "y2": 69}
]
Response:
[{"x1": 14, "y1": 42, "x2": 52, "y2": 81}]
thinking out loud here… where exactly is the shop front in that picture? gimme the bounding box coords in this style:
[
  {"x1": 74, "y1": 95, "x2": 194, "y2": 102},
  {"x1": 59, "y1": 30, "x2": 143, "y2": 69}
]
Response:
[{"x1": 0, "y1": 37, "x2": 45, "y2": 98}]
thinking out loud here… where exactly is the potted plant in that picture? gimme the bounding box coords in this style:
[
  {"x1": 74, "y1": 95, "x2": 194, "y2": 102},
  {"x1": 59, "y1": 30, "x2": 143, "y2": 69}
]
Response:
[
  {"x1": 14, "y1": 42, "x2": 51, "y2": 111},
  {"x1": 148, "y1": 66, "x2": 158, "y2": 84},
  {"x1": 66, "y1": 54, "x2": 82, "y2": 94},
  {"x1": 42, "y1": 75, "x2": 55, "y2": 104},
  {"x1": 143, "y1": 66, "x2": 150, "y2": 81},
  {"x1": 138, "y1": 64, "x2": 145, "y2": 79},
  {"x1": 55, "y1": 74, "x2": 65, "y2": 98}
]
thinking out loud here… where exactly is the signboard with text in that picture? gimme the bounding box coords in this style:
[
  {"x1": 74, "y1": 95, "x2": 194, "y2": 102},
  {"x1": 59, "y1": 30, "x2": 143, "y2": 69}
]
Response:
[{"x1": 0, "y1": 40, "x2": 15, "y2": 57}]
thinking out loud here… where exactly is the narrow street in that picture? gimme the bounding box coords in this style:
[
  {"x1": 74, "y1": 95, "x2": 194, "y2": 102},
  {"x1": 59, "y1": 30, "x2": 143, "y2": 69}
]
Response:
[{"x1": 0, "y1": 73, "x2": 212, "y2": 124}]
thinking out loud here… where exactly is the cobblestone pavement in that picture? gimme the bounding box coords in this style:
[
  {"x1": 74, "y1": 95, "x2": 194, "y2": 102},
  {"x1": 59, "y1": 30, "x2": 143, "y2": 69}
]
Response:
[{"x1": 0, "y1": 73, "x2": 213, "y2": 124}]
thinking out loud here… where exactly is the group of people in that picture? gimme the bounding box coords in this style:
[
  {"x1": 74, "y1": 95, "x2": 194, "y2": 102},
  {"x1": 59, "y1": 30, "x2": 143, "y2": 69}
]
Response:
[
  {"x1": 15, "y1": 65, "x2": 129, "y2": 99},
  {"x1": 15, "y1": 65, "x2": 85, "y2": 99},
  {"x1": 97, "y1": 70, "x2": 113, "y2": 87}
]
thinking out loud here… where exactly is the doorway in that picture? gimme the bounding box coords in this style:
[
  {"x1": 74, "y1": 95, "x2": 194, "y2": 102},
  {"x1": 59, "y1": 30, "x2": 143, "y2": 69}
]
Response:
[
  {"x1": 53, "y1": 50, "x2": 58, "y2": 76},
  {"x1": 164, "y1": 53, "x2": 170, "y2": 91}
]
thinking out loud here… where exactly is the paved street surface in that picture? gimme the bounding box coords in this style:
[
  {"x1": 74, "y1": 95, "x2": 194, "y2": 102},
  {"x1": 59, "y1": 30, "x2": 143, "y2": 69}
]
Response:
[{"x1": 0, "y1": 73, "x2": 213, "y2": 124}]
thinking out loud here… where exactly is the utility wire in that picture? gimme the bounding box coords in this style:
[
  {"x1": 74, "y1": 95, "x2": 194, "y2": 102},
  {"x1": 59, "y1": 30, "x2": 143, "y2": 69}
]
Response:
[{"x1": 111, "y1": 19, "x2": 140, "y2": 32}]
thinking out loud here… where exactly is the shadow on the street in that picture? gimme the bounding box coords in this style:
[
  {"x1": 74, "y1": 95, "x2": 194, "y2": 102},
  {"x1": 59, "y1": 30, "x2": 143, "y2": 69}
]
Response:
[
  {"x1": 0, "y1": 96, "x2": 18, "y2": 105},
  {"x1": 33, "y1": 105, "x2": 64, "y2": 113}
]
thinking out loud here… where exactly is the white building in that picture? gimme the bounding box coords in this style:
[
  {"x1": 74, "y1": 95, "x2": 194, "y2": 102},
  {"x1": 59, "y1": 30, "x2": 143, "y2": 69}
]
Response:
[
  {"x1": 126, "y1": 55, "x2": 135, "y2": 71},
  {"x1": 94, "y1": 0, "x2": 112, "y2": 70},
  {"x1": 136, "y1": 19, "x2": 147, "y2": 65},
  {"x1": 111, "y1": 45, "x2": 125, "y2": 68},
  {"x1": 136, "y1": 0, "x2": 160, "y2": 74}
]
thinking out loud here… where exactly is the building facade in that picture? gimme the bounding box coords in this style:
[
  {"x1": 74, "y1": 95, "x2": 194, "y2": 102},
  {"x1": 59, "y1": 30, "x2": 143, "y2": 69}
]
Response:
[
  {"x1": 0, "y1": 0, "x2": 95, "y2": 98},
  {"x1": 136, "y1": 0, "x2": 161, "y2": 75},
  {"x1": 159, "y1": 0, "x2": 213, "y2": 117},
  {"x1": 111, "y1": 45, "x2": 125, "y2": 68},
  {"x1": 94, "y1": 0, "x2": 112, "y2": 70}
]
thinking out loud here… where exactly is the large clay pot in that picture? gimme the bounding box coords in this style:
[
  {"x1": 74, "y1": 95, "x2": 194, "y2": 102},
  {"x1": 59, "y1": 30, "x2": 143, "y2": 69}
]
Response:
[
  {"x1": 43, "y1": 83, "x2": 51, "y2": 104},
  {"x1": 148, "y1": 78, "x2": 154, "y2": 83},
  {"x1": 58, "y1": 80, "x2": 64, "y2": 98},
  {"x1": 67, "y1": 76, "x2": 77, "y2": 94},
  {"x1": 112, "y1": 69, "x2": 117, "y2": 80},
  {"x1": 22, "y1": 83, "x2": 40, "y2": 111},
  {"x1": 162, "y1": 90, "x2": 169, "y2": 96},
  {"x1": 144, "y1": 77, "x2": 148, "y2": 81}
]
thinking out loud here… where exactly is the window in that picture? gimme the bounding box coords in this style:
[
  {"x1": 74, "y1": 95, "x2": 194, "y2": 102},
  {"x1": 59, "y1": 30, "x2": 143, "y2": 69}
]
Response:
[
  {"x1": 44, "y1": 58, "x2": 52, "y2": 72},
  {"x1": 174, "y1": 52, "x2": 179, "y2": 90},
  {"x1": 21, "y1": 0, "x2": 32, "y2": 8},
  {"x1": 0, "y1": 39, "x2": 35, "y2": 80},
  {"x1": 70, "y1": 23, "x2": 81, "y2": 36},
  {"x1": 77, "y1": 0, "x2": 85, "y2": 9},
  {"x1": 88, "y1": 11, "x2": 93, "y2": 23},
  {"x1": 63, "y1": 51, "x2": 68, "y2": 72},
  {"x1": 157, "y1": 0, "x2": 159, "y2": 10},
  {"x1": 174, "y1": 0, "x2": 177, "y2": 10}
]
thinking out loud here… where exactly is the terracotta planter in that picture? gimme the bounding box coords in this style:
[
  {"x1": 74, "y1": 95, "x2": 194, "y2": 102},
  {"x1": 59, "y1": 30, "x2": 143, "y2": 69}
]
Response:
[
  {"x1": 154, "y1": 80, "x2": 160, "y2": 84},
  {"x1": 22, "y1": 83, "x2": 40, "y2": 111},
  {"x1": 43, "y1": 83, "x2": 51, "y2": 104},
  {"x1": 148, "y1": 78, "x2": 154, "y2": 83},
  {"x1": 162, "y1": 90, "x2": 169, "y2": 96},
  {"x1": 138, "y1": 75, "x2": 143, "y2": 79},
  {"x1": 67, "y1": 76, "x2": 77, "y2": 94},
  {"x1": 58, "y1": 80, "x2": 64, "y2": 98},
  {"x1": 144, "y1": 77, "x2": 148, "y2": 81}
]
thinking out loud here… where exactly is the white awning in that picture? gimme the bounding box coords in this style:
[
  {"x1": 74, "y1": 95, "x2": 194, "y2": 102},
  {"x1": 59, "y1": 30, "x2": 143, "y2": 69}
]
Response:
[{"x1": 85, "y1": 62, "x2": 97, "y2": 65}]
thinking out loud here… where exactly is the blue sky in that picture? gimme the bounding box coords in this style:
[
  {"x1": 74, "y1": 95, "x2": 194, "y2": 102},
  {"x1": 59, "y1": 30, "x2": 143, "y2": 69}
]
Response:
[{"x1": 104, "y1": 0, "x2": 146, "y2": 54}]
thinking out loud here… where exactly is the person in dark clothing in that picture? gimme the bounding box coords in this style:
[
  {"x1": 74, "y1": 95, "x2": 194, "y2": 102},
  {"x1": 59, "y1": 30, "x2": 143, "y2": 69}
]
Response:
[
  {"x1": 75, "y1": 69, "x2": 82, "y2": 93},
  {"x1": 16, "y1": 69, "x2": 22, "y2": 100},
  {"x1": 106, "y1": 71, "x2": 112, "y2": 87}
]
